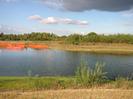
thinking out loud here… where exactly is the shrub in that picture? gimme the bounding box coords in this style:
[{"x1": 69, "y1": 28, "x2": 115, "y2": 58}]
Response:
[{"x1": 75, "y1": 61, "x2": 107, "y2": 86}]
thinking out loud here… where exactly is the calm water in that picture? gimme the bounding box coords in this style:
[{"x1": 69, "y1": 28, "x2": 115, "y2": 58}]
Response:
[{"x1": 0, "y1": 48, "x2": 133, "y2": 79}]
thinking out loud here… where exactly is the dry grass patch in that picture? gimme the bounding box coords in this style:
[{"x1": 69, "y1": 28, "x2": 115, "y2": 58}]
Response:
[{"x1": 0, "y1": 89, "x2": 133, "y2": 99}]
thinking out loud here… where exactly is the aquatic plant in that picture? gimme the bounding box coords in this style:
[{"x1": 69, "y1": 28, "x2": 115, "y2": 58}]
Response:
[{"x1": 75, "y1": 61, "x2": 107, "y2": 85}]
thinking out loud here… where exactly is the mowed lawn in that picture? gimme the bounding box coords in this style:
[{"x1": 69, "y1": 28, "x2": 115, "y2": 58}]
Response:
[{"x1": 0, "y1": 89, "x2": 133, "y2": 99}]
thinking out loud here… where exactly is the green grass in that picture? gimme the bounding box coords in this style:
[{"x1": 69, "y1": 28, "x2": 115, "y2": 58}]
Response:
[
  {"x1": 0, "y1": 76, "x2": 133, "y2": 91},
  {"x1": 0, "y1": 76, "x2": 76, "y2": 91},
  {"x1": 75, "y1": 61, "x2": 107, "y2": 86}
]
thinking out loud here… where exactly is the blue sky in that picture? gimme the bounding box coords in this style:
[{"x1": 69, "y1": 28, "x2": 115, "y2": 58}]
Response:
[{"x1": 0, "y1": 0, "x2": 133, "y2": 35}]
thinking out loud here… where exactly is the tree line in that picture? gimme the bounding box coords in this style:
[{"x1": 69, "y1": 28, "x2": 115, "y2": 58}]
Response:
[
  {"x1": 1, "y1": 32, "x2": 133, "y2": 44},
  {"x1": 0, "y1": 32, "x2": 58, "y2": 41},
  {"x1": 66, "y1": 32, "x2": 133, "y2": 44}
]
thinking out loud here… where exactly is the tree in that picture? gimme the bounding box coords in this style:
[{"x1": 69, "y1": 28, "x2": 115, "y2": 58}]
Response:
[{"x1": 66, "y1": 34, "x2": 82, "y2": 45}]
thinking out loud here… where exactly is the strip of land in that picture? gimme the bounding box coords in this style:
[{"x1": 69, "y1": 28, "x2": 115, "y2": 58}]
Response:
[
  {"x1": 43, "y1": 41, "x2": 133, "y2": 55},
  {"x1": 1, "y1": 41, "x2": 133, "y2": 55},
  {"x1": 0, "y1": 77, "x2": 133, "y2": 91},
  {"x1": 0, "y1": 89, "x2": 133, "y2": 99},
  {"x1": 0, "y1": 67, "x2": 132, "y2": 99}
]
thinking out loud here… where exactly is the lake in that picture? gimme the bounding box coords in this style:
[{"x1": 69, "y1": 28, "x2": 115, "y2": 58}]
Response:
[{"x1": 0, "y1": 48, "x2": 133, "y2": 79}]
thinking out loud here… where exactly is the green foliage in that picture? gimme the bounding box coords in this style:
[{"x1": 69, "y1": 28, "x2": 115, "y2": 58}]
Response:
[
  {"x1": 92, "y1": 62, "x2": 107, "y2": 83},
  {"x1": 0, "y1": 32, "x2": 58, "y2": 41},
  {"x1": 75, "y1": 61, "x2": 89, "y2": 84},
  {"x1": 75, "y1": 61, "x2": 107, "y2": 85},
  {"x1": 65, "y1": 34, "x2": 82, "y2": 45},
  {"x1": 1, "y1": 32, "x2": 133, "y2": 44},
  {"x1": 83, "y1": 32, "x2": 99, "y2": 43}
]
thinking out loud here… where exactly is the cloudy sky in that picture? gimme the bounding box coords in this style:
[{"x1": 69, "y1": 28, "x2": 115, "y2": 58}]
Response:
[{"x1": 0, "y1": 0, "x2": 133, "y2": 35}]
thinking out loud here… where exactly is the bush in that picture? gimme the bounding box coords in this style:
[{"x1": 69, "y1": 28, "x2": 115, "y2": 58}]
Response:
[{"x1": 75, "y1": 61, "x2": 107, "y2": 86}]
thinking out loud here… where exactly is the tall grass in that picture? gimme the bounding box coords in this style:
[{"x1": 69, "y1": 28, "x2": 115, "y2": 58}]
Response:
[
  {"x1": 75, "y1": 61, "x2": 107, "y2": 86},
  {"x1": 111, "y1": 77, "x2": 133, "y2": 89}
]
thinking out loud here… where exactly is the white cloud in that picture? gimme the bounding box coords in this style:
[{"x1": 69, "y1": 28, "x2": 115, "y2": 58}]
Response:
[
  {"x1": 61, "y1": 18, "x2": 73, "y2": 24},
  {"x1": 77, "y1": 20, "x2": 88, "y2": 25},
  {"x1": 28, "y1": 15, "x2": 43, "y2": 21},
  {"x1": 28, "y1": 15, "x2": 89, "y2": 26},
  {"x1": 60, "y1": 18, "x2": 88, "y2": 25},
  {"x1": 41, "y1": 17, "x2": 59, "y2": 24}
]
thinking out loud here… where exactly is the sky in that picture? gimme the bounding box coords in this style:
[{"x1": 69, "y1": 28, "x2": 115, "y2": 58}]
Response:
[{"x1": 0, "y1": 0, "x2": 133, "y2": 35}]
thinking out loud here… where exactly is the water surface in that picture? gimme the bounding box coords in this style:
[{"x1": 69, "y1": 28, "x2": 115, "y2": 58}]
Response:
[{"x1": 0, "y1": 48, "x2": 133, "y2": 79}]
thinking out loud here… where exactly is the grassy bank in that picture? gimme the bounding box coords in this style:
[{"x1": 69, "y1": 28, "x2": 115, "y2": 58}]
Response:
[
  {"x1": 0, "y1": 62, "x2": 133, "y2": 91},
  {"x1": 0, "y1": 76, "x2": 75, "y2": 91},
  {"x1": 0, "y1": 77, "x2": 133, "y2": 99},
  {"x1": 0, "y1": 76, "x2": 133, "y2": 91},
  {"x1": 46, "y1": 41, "x2": 133, "y2": 55}
]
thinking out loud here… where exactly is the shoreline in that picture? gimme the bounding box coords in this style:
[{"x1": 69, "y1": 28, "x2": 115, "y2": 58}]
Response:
[
  {"x1": 47, "y1": 42, "x2": 133, "y2": 55},
  {"x1": 1, "y1": 41, "x2": 133, "y2": 55}
]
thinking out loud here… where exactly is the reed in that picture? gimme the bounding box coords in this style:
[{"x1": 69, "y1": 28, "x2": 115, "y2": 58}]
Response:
[{"x1": 75, "y1": 61, "x2": 107, "y2": 86}]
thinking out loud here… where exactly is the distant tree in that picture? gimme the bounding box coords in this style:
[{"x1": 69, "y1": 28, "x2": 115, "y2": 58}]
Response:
[
  {"x1": 83, "y1": 32, "x2": 99, "y2": 43},
  {"x1": 66, "y1": 34, "x2": 82, "y2": 45}
]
